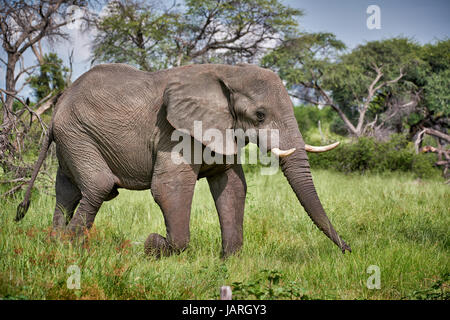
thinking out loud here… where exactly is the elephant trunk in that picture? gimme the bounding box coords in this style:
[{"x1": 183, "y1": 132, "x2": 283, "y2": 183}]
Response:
[{"x1": 278, "y1": 118, "x2": 351, "y2": 253}]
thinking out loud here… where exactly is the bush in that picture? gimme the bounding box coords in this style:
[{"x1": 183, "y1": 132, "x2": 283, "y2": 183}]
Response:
[
  {"x1": 308, "y1": 134, "x2": 441, "y2": 179},
  {"x1": 412, "y1": 153, "x2": 440, "y2": 179},
  {"x1": 293, "y1": 105, "x2": 334, "y2": 133},
  {"x1": 330, "y1": 115, "x2": 350, "y2": 136}
]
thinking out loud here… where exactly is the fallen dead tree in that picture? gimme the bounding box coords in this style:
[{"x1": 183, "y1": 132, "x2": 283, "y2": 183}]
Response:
[{"x1": 415, "y1": 127, "x2": 450, "y2": 181}]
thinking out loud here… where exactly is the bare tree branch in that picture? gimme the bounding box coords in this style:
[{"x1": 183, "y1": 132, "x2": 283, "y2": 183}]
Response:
[
  {"x1": 0, "y1": 0, "x2": 90, "y2": 174},
  {"x1": 0, "y1": 88, "x2": 48, "y2": 134},
  {"x1": 0, "y1": 181, "x2": 29, "y2": 198},
  {"x1": 422, "y1": 128, "x2": 450, "y2": 143}
]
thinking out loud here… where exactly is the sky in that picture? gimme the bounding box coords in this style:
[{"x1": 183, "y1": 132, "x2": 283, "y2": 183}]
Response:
[
  {"x1": 287, "y1": 0, "x2": 450, "y2": 48},
  {"x1": 2, "y1": 0, "x2": 449, "y2": 99}
]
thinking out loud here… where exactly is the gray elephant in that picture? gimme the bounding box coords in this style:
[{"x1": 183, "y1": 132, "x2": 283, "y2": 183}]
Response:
[{"x1": 16, "y1": 63, "x2": 351, "y2": 257}]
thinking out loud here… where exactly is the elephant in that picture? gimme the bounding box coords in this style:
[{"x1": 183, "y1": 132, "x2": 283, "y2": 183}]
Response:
[{"x1": 16, "y1": 63, "x2": 351, "y2": 258}]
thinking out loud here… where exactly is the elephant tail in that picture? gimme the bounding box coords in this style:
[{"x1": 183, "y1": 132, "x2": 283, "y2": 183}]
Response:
[{"x1": 15, "y1": 122, "x2": 54, "y2": 222}]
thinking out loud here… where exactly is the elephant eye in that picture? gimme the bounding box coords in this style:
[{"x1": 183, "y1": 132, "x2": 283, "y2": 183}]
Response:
[{"x1": 256, "y1": 111, "x2": 265, "y2": 122}]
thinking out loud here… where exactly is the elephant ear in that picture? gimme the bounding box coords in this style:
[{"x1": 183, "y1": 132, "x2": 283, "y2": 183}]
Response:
[{"x1": 164, "y1": 70, "x2": 237, "y2": 155}]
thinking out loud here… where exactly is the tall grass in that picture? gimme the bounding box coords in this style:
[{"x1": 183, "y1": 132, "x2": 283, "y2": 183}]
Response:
[{"x1": 0, "y1": 170, "x2": 448, "y2": 299}]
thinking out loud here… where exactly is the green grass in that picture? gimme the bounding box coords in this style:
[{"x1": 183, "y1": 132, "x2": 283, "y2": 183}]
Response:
[{"x1": 0, "y1": 169, "x2": 448, "y2": 300}]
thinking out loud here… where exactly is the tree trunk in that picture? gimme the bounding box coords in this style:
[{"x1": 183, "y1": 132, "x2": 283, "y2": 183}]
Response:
[
  {"x1": 1, "y1": 53, "x2": 19, "y2": 167},
  {"x1": 3, "y1": 53, "x2": 18, "y2": 127}
]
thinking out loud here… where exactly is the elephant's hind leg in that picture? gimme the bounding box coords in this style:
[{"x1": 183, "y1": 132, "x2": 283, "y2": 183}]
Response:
[
  {"x1": 53, "y1": 168, "x2": 81, "y2": 230},
  {"x1": 66, "y1": 170, "x2": 117, "y2": 236}
]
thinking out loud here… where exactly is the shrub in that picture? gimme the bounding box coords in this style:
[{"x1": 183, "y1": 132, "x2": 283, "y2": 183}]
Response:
[
  {"x1": 412, "y1": 153, "x2": 440, "y2": 179},
  {"x1": 308, "y1": 134, "x2": 441, "y2": 179},
  {"x1": 330, "y1": 115, "x2": 350, "y2": 136}
]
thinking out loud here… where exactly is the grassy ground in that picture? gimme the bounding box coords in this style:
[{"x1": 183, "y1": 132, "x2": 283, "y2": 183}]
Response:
[{"x1": 0, "y1": 169, "x2": 448, "y2": 300}]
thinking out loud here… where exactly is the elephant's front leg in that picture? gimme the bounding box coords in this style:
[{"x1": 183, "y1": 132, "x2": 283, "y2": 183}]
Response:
[
  {"x1": 146, "y1": 158, "x2": 201, "y2": 258},
  {"x1": 207, "y1": 164, "x2": 247, "y2": 258}
]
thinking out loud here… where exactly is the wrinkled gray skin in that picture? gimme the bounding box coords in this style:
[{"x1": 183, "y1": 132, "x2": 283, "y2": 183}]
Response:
[{"x1": 17, "y1": 63, "x2": 351, "y2": 258}]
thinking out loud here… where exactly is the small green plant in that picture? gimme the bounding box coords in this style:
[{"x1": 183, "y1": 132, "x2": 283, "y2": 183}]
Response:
[
  {"x1": 404, "y1": 273, "x2": 450, "y2": 300},
  {"x1": 231, "y1": 270, "x2": 310, "y2": 300}
]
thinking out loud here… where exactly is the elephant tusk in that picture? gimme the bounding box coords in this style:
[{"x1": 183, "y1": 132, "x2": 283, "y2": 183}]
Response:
[
  {"x1": 305, "y1": 141, "x2": 340, "y2": 153},
  {"x1": 271, "y1": 147, "x2": 296, "y2": 158}
]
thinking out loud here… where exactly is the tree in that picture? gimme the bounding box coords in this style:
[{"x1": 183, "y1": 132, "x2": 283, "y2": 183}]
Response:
[
  {"x1": 411, "y1": 40, "x2": 450, "y2": 178},
  {"x1": 330, "y1": 38, "x2": 421, "y2": 137},
  {"x1": 91, "y1": 0, "x2": 302, "y2": 69},
  {"x1": 171, "y1": 0, "x2": 302, "y2": 65},
  {"x1": 0, "y1": 0, "x2": 89, "y2": 176},
  {"x1": 262, "y1": 36, "x2": 422, "y2": 138},
  {"x1": 28, "y1": 53, "x2": 70, "y2": 101},
  {"x1": 412, "y1": 40, "x2": 450, "y2": 131},
  {"x1": 423, "y1": 69, "x2": 449, "y2": 118},
  {"x1": 91, "y1": 0, "x2": 175, "y2": 71},
  {"x1": 261, "y1": 33, "x2": 352, "y2": 131}
]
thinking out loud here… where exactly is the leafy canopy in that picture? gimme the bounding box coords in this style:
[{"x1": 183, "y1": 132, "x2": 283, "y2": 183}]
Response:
[
  {"x1": 420, "y1": 40, "x2": 450, "y2": 118},
  {"x1": 261, "y1": 32, "x2": 345, "y2": 95},
  {"x1": 92, "y1": 0, "x2": 303, "y2": 70},
  {"x1": 28, "y1": 53, "x2": 69, "y2": 101},
  {"x1": 92, "y1": 0, "x2": 175, "y2": 71},
  {"x1": 331, "y1": 38, "x2": 422, "y2": 111}
]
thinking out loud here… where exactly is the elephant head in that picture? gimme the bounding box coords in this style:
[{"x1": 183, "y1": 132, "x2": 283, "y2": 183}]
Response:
[{"x1": 164, "y1": 64, "x2": 351, "y2": 253}]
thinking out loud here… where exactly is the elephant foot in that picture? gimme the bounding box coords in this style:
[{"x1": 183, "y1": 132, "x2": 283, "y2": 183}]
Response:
[
  {"x1": 144, "y1": 233, "x2": 190, "y2": 258},
  {"x1": 221, "y1": 248, "x2": 241, "y2": 260},
  {"x1": 49, "y1": 226, "x2": 65, "y2": 241},
  {"x1": 52, "y1": 214, "x2": 66, "y2": 231},
  {"x1": 65, "y1": 224, "x2": 87, "y2": 238},
  {"x1": 144, "y1": 233, "x2": 171, "y2": 258},
  {"x1": 48, "y1": 226, "x2": 80, "y2": 246},
  {"x1": 47, "y1": 230, "x2": 63, "y2": 245},
  {"x1": 221, "y1": 242, "x2": 243, "y2": 259},
  {"x1": 51, "y1": 224, "x2": 89, "y2": 249}
]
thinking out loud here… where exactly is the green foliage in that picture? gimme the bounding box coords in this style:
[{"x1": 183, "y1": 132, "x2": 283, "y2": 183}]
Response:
[
  {"x1": 92, "y1": 0, "x2": 175, "y2": 71},
  {"x1": 423, "y1": 68, "x2": 450, "y2": 117},
  {"x1": 404, "y1": 273, "x2": 450, "y2": 300},
  {"x1": 231, "y1": 269, "x2": 309, "y2": 299},
  {"x1": 92, "y1": 0, "x2": 302, "y2": 69},
  {"x1": 178, "y1": 0, "x2": 301, "y2": 64},
  {"x1": 308, "y1": 134, "x2": 441, "y2": 179},
  {"x1": 293, "y1": 105, "x2": 335, "y2": 133},
  {"x1": 261, "y1": 32, "x2": 345, "y2": 92},
  {"x1": 262, "y1": 35, "x2": 450, "y2": 139},
  {"x1": 330, "y1": 115, "x2": 351, "y2": 136},
  {"x1": 405, "y1": 39, "x2": 450, "y2": 127},
  {"x1": 421, "y1": 39, "x2": 450, "y2": 74},
  {"x1": 411, "y1": 153, "x2": 440, "y2": 179},
  {"x1": 331, "y1": 38, "x2": 421, "y2": 111},
  {"x1": 11, "y1": 100, "x2": 23, "y2": 112},
  {"x1": 28, "y1": 53, "x2": 68, "y2": 101}
]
